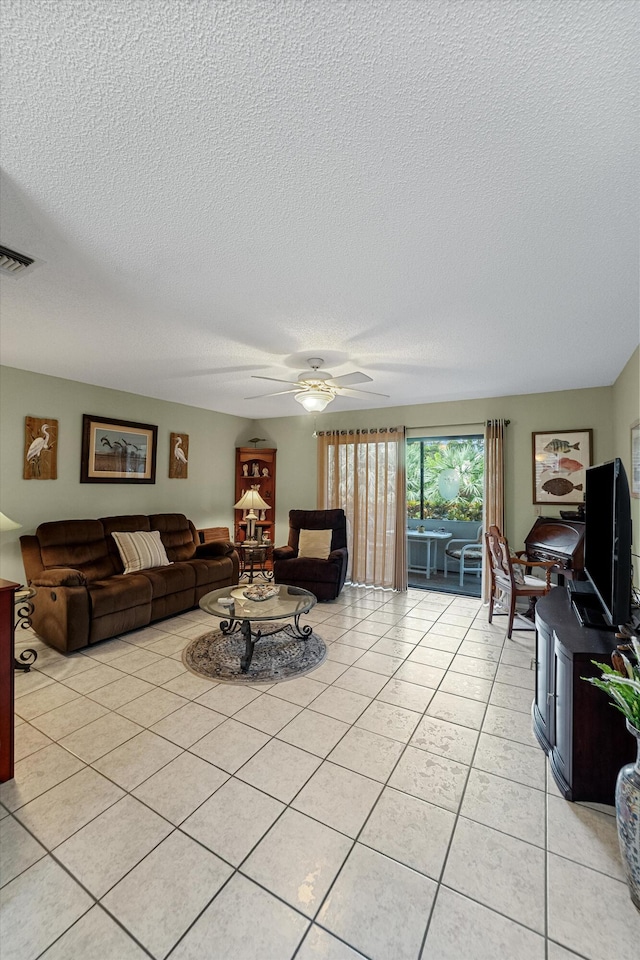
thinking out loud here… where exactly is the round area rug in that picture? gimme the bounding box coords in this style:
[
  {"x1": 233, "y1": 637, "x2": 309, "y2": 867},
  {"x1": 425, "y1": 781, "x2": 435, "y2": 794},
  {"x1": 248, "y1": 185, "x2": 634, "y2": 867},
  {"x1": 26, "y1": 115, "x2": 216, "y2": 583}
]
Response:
[{"x1": 182, "y1": 622, "x2": 327, "y2": 683}]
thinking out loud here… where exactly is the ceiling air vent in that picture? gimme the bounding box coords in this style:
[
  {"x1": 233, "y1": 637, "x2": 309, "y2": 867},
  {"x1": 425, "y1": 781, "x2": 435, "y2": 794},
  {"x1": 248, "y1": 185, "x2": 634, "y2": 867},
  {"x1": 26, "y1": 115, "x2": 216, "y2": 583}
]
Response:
[{"x1": 0, "y1": 244, "x2": 36, "y2": 278}]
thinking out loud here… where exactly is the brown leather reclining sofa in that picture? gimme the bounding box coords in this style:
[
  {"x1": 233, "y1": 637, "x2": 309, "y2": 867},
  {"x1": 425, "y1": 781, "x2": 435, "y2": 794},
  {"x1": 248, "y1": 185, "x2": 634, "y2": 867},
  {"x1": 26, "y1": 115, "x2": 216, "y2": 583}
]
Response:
[{"x1": 20, "y1": 513, "x2": 239, "y2": 652}]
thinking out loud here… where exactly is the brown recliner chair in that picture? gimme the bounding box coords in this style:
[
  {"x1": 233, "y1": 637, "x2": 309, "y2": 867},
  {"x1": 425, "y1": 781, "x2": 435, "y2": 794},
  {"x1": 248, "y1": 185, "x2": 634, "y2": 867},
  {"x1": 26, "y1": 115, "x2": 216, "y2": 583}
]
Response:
[{"x1": 273, "y1": 509, "x2": 348, "y2": 601}]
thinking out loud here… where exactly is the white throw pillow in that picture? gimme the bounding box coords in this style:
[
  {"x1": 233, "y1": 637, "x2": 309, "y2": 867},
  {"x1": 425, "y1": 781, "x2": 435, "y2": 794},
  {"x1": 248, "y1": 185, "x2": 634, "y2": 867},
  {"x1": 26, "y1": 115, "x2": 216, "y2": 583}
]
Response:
[
  {"x1": 112, "y1": 530, "x2": 171, "y2": 574},
  {"x1": 298, "y1": 528, "x2": 332, "y2": 560}
]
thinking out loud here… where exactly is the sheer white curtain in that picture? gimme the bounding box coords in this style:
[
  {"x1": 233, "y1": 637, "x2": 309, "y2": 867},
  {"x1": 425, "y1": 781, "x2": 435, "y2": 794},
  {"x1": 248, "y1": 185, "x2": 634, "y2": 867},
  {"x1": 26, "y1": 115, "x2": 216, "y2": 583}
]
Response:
[
  {"x1": 317, "y1": 426, "x2": 407, "y2": 590},
  {"x1": 482, "y1": 419, "x2": 508, "y2": 601}
]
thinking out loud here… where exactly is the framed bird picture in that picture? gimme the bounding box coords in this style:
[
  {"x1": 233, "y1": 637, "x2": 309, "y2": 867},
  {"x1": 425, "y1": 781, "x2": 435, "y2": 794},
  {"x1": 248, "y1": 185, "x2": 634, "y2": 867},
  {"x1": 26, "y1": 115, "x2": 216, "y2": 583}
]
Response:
[
  {"x1": 81, "y1": 414, "x2": 157, "y2": 483},
  {"x1": 169, "y1": 432, "x2": 189, "y2": 479},
  {"x1": 532, "y1": 429, "x2": 593, "y2": 504},
  {"x1": 24, "y1": 416, "x2": 58, "y2": 479}
]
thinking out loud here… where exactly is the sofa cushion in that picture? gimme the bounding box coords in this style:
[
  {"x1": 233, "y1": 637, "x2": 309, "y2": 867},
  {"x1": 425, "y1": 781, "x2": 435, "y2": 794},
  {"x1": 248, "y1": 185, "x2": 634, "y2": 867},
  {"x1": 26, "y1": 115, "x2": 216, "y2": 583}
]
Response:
[
  {"x1": 274, "y1": 556, "x2": 343, "y2": 583},
  {"x1": 186, "y1": 555, "x2": 234, "y2": 588},
  {"x1": 31, "y1": 567, "x2": 87, "y2": 587},
  {"x1": 298, "y1": 528, "x2": 332, "y2": 560},
  {"x1": 150, "y1": 514, "x2": 197, "y2": 562},
  {"x1": 87, "y1": 573, "x2": 153, "y2": 619},
  {"x1": 138, "y1": 561, "x2": 196, "y2": 599},
  {"x1": 112, "y1": 530, "x2": 171, "y2": 574},
  {"x1": 195, "y1": 541, "x2": 233, "y2": 559},
  {"x1": 36, "y1": 519, "x2": 115, "y2": 581}
]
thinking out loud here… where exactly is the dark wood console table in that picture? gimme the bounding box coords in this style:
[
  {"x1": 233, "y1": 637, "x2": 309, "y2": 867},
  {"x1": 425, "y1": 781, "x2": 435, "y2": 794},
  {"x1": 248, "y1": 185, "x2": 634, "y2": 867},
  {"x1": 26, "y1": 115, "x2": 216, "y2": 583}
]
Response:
[
  {"x1": 534, "y1": 588, "x2": 636, "y2": 803},
  {"x1": 1, "y1": 579, "x2": 20, "y2": 782}
]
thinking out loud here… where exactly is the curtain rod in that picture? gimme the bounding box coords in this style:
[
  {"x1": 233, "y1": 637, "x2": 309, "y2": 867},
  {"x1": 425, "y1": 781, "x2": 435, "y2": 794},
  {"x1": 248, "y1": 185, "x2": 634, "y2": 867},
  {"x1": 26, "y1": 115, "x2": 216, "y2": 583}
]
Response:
[
  {"x1": 315, "y1": 426, "x2": 403, "y2": 437},
  {"x1": 317, "y1": 421, "x2": 510, "y2": 436},
  {"x1": 407, "y1": 420, "x2": 510, "y2": 429}
]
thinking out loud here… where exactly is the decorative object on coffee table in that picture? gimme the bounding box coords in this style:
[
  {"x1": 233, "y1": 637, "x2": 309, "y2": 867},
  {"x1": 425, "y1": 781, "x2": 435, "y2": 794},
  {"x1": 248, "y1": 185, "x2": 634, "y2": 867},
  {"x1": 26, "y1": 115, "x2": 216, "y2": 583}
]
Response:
[
  {"x1": 243, "y1": 584, "x2": 278, "y2": 601},
  {"x1": 584, "y1": 639, "x2": 640, "y2": 911}
]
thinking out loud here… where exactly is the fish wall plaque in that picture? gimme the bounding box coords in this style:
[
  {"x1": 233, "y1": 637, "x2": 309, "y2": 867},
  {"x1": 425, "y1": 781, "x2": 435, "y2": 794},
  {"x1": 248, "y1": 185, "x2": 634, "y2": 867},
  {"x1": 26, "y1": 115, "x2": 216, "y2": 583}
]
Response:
[{"x1": 532, "y1": 429, "x2": 593, "y2": 504}]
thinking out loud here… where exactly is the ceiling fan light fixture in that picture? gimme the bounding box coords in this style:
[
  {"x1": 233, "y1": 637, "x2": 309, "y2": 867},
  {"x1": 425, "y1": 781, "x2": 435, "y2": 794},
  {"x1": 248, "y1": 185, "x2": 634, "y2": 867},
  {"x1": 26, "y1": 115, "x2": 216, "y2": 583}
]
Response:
[{"x1": 295, "y1": 389, "x2": 334, "y2": 413}]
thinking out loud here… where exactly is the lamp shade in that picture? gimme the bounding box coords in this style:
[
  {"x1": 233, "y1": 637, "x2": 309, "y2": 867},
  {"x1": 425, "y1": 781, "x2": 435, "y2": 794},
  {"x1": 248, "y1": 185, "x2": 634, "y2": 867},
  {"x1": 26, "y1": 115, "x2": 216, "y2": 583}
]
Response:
[
  {"x1": 295, "y1": 390, "x2": 334, "y2": 413},
  {"x1": 0, "y1": 512, "x2": 21, "y2": 532},
  {"x1": 233, "y1": 489, "x2": 270, "y2": 512}
]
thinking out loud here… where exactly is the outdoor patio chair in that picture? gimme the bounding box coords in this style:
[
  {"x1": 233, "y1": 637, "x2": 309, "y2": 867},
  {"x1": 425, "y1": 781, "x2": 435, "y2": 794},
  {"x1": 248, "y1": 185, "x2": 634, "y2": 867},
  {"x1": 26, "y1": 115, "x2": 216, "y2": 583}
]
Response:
[{"x1": 444, "y1": 523, "x2": 483, "y2": 586}]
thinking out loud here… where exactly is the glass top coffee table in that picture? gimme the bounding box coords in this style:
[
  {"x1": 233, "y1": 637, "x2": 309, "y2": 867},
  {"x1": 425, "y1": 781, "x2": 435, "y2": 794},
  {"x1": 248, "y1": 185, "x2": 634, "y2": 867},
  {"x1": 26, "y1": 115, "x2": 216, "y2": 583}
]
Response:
[{"x1": 199, "y1": 584, "x2": 317, "y2": 673}]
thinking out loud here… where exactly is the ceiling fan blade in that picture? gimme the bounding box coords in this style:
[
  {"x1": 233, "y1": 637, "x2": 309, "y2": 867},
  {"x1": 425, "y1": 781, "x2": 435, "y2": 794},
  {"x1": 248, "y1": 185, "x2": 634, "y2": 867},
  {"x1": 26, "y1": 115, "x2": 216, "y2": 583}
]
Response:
[
  {"x1": 244, "y1": 388, "x2": 302, "y2": 399},
  {"x1": 326, "y1": 372, "x2": 372, "y2": 387},
  {"x1": 338, "y1": 386, "x2": 391, "y2": 398},
  {"x1": 250, "y1": 375, "x2": 299, "y2": 386}
]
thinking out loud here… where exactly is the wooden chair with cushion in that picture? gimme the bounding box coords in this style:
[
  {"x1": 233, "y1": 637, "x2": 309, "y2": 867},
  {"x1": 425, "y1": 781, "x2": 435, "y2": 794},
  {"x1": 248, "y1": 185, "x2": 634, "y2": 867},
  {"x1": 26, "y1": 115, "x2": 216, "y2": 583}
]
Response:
[
  {"x1": 485, "y1": 525, "x2": 556, "y2": 639},
  {"x1": 273, "y1": 509, "x2": 348, "y2": 601}
]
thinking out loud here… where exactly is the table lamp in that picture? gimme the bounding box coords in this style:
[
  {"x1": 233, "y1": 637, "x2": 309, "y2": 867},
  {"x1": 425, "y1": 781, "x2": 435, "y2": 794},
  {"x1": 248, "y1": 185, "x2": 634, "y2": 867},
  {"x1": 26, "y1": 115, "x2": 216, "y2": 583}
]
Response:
[
  {"x1": 233, "y1": 489, "x2": 270, "y2": 543},
  {"x1": 0, "y1": 512, "x2": 21, "y2": 532}
]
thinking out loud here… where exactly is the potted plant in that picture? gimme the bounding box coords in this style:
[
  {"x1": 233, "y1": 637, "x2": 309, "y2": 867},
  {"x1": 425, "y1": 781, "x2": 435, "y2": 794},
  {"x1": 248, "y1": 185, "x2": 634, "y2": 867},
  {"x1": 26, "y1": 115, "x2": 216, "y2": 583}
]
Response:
[{"x1": 584, "y1": 638, "x2": 640, "y2": 911}]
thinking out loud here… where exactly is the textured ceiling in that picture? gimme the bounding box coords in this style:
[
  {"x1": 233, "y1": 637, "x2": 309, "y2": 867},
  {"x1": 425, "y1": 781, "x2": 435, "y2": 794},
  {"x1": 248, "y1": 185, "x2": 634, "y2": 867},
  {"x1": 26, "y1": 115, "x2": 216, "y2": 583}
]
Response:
[{"x1": 1, "y1": 0, "x2": 638, "y2": 418}]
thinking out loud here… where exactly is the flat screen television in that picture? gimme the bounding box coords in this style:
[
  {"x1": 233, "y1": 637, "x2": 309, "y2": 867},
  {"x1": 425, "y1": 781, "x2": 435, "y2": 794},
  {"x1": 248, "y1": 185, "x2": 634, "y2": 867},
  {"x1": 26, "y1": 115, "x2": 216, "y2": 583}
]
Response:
[{"x1": 583, "y1": 458, "x2": 632, "y2": 628}]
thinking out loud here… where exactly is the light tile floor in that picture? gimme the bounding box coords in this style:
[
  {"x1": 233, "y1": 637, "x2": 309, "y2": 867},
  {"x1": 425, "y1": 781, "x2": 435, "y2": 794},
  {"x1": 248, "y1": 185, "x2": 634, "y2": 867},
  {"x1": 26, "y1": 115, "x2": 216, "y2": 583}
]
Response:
[{"x1": 2, "y1": 586, "x2": 639, "y2": 960}]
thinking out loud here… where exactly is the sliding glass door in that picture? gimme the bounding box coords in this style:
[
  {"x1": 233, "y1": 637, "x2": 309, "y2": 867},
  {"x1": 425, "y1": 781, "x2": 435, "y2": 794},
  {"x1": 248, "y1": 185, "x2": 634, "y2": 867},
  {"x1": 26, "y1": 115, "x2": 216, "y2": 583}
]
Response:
[{"x1": 406, "y1": 435, "x2": 484, "y2": 595}]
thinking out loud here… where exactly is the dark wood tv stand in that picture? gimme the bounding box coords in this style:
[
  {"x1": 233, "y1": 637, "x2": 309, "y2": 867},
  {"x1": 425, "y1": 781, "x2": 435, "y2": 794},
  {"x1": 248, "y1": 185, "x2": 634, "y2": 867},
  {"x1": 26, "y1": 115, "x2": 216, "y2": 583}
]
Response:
[{"x1": 534, "y1": 588, "x2": 636, "y2": 803}]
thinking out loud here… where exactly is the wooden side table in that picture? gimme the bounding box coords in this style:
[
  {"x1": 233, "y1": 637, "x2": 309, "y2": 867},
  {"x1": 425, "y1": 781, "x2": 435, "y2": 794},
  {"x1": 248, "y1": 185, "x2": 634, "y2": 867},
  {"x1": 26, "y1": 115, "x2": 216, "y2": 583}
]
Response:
[
  {"x1": 1, "y1": 579, "x2": 20, "y2": 783},
  {"x1": 235, "y1": 542, "x2": 274, "y2": 583}
]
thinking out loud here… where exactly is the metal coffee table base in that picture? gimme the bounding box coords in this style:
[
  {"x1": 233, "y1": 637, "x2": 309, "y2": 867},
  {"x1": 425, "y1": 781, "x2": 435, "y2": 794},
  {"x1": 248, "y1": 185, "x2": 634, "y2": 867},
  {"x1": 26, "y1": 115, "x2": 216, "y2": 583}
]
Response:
[{"x1": 219, "y1": 612, "x2": 313, "y2": 673}]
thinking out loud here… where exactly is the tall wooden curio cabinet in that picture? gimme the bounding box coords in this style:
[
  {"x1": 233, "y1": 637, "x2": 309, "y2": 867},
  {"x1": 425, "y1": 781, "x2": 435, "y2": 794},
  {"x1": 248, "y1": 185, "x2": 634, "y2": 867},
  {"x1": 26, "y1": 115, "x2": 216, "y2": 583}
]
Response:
[{"x1": 234, "y1": 447, "x2": 276, "y2": 544}]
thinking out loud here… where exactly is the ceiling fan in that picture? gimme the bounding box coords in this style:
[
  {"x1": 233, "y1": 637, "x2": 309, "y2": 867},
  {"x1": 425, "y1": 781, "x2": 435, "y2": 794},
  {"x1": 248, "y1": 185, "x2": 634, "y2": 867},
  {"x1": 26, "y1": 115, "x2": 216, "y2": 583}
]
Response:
[{"x1": 245, "y1": 358, "x2": 389, "y2": 412}]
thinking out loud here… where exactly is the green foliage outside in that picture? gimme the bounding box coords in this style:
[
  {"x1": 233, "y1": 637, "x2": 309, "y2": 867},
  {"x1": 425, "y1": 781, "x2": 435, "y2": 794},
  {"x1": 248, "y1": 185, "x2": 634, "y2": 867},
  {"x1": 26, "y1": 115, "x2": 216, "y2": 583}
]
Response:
[{"x1": 407, "y1": 438, "x2": 484, "y2": 521}]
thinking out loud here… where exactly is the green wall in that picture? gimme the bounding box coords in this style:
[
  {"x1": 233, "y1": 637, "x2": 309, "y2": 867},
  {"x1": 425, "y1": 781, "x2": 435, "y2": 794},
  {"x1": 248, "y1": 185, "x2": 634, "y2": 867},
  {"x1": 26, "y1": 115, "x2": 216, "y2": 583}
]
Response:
[
  {"x1": 0, "y1": 366, "x2": 253, "y2": 584},
  {"x1": 2, "y1": 351, "x2": 638, "y2": 591},
  {"x1": 255, "y1": 380, "x2": 640, "y2": 587}
]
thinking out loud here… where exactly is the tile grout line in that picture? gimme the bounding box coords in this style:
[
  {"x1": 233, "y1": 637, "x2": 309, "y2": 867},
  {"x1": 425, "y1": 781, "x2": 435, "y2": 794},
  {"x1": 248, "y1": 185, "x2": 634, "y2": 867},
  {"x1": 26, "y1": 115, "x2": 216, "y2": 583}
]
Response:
[
  {"x1": 157, "y1": 587, "x2": 481, "y2": 957},
  {"x1": 274, "y1": 592, "x2": 482, "y2": 954},
  {"x1": 6, "y1": 800, "x2": 159, "y2": 960},
  {"x1": 415, "y1": 612, "x2": 509, "y2": 958},
  {"x1": 307, "y1": 594, "x2": 538, "y2": 955},
  {"x1": 9, "y1": 663, "x2": 620, "y2": 953},
  {"x1": 8, "y1": 585, "x2": 610, "y2": 960}
]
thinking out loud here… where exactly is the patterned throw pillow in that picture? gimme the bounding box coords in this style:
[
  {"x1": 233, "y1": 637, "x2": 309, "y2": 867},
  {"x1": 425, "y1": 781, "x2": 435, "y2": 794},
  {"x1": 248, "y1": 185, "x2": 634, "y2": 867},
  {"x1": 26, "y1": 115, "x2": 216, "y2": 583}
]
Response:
[
  {"x1": 111, "y1": 530, "x2": 171, "y2": 574},
  {"x1": 298, "y1": 528, "x2": 332, "y2": 560}
]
